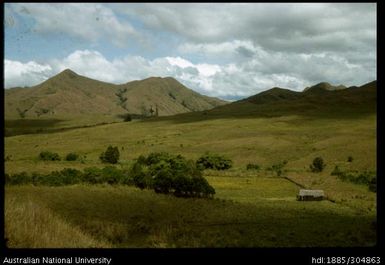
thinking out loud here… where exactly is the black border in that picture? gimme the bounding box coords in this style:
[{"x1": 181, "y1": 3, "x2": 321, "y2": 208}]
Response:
[{"x1": 1, "y1": 1, "x2": 384, "y2": 264}]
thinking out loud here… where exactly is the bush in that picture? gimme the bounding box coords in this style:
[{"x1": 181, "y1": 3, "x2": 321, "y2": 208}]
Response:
[
  {"x1": 82, "y1": 167, "x2": 104, "y2": 184},
  {"x1": 5, "y1": 172, "x2": 31, "y2": 185},
  {"x1": 246, "y1": 163, "x2": 260, "y2": 170},
  {"x1": 101, "y1": 166, "x2": 126, "y2": 184},
  {"x1": 99, "y1": 146, "x2": 120, "y2": 164},
  {"x1": 331, "y1": 167, "x2": 376, "y2": 192},
  {"x1": 124, "y1": 114, "x2": 132, "y2": 122},
  {"x1": 30, "y1": 168, "x2": 82, "y2": 186},
  {"x1": 347, "y1": 156, "x2": 353, "y2": 162},
  {"x1": 39, "y1": 151, "x2": 61, "y2": 161},
  {"x1": 310, "y1": 157, "x2": 325, "y2": 172},
  {"x1": 266, "y1": 161, "x2": 287, "y2": 176},
  {"x1": 65, "y1": 152, "x2": 79, "y2": 161},
  {"x1": 196, "y1": 153, "x2": 232, "y2": 170}
]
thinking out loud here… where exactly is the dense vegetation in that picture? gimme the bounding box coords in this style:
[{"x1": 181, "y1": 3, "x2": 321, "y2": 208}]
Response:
[
  {"x1": 196, "y1": 153, "x2": 233, "y2": 170},
  {"x1": 6, "y1": 152, "x2": 216, "y2": 199},
  {"x1": 130, "y1": 152, "x2": 215, "y2": 198},
  {"x1": 331, "y1": 166, "x2": 376, "y2": 192}
]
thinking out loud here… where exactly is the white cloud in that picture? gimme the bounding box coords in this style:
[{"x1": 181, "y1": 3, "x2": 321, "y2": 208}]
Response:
[
  {"x1": 114, "y1": 3, "x2": 376, "y2": 51},
  {"x1": 4, "y1": 46, "x2": 376, "y2": 100},
  {"x1": 4, "y1": 59, "x2": 53, "y2": 88},
  {"x1": 196, "y1": 64, "x2": 221, "y2": 77},
  {"x1": 11, "y1": 3, "x2": 139, "y2": 47},
  {"x1": 165, "y1": 57, "x2": 194, "y2": 68}
]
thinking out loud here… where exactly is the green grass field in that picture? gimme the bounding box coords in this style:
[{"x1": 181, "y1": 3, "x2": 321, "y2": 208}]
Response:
[
  {"x1": 5, "y1": 180, "x2": 376, "y2": 248},
  {"x1": 4, "y1": 111, "x2": 377, "y2": 247}
]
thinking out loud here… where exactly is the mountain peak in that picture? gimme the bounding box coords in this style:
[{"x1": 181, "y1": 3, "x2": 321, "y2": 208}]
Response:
[
  {"x1": 58, "y1": 68, "x2": 78, "y2": 77},
  {"x1": 304, "y1": 82, "x2": 346, "y2": 93}
]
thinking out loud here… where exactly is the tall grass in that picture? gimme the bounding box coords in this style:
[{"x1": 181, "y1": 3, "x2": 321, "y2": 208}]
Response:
[
  {"x1": 5, "y1": 188, "x2": 110, "y2": 248},
  {"x1": 5, "y1": 184, "x2": 376, "y2": 247}
]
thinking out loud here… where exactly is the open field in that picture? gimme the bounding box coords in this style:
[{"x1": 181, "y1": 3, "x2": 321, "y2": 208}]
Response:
[
  {"x1": 5, "y1": 113, "x2": 376, "y2": 173},
  {"x1": 5, "y1": 179, "x2": 376, "y2": 248},
  {"x1": 4, "y1": 111, "x2": 377, "y2": 247}
]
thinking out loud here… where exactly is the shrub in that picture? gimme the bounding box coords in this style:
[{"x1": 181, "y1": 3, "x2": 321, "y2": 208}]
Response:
[
  {"x1": 196, "y1": 153, "x2": 232, "y2": 170},
  {"x1": 131, "y1": 163, "x2": 150, "y2": 189},
  {"x1": 82, "y1": 167, "x2": 104, "y2": 184},
  {"x1": 99, "y1": 146, "x2": 120, "y2": 164},
  {"x1": 101, "y1": 166, "x2": 126, "y2": 184},
  {"x1": 39, "y1": 151, "x2": 61, "y2": 161},
  {"x1": 310, "y1": 157, "x2": 325, "y2": 172},
  {"x1": 347, "y1": 156, "x2": 353, "y2": 162},
  {"x1": 266, "y1": 161, "x2": 287, "y2": 176},
  {"x1": 124, "y1": 114, "x2": 132, "y2": 122},
  {"x1": 59, "y1": 168, "x2": 82, "y2": 185},
  {"x1": 65, "y1": 152, "x2": 79, "y2": 161},
  {"x1": 246, "y1": 163, "x2": 260, "y2": 170},
  {"x1": 6, "y1": 172, "x2": 31, "y2": 185}
]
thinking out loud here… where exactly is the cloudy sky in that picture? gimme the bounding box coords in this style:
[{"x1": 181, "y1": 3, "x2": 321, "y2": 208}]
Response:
[{"x1": 4, "y1": 3, "x2": 376, "y2": 100}]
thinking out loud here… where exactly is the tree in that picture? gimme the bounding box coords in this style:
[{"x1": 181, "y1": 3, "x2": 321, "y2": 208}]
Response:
[
  {"x1": 99, "y1": 146, "x2": 120, "y2": 164},
  {"x1": 310, "y1": 157, "x2": 326, "y2": 172}
]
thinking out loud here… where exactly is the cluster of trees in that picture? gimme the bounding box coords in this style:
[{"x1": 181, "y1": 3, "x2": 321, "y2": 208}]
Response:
[
  {"x1": 131, "y1": 152, "x2": 215, "y2": 198},
  {"x1": 5, "y1": 167, "x2": 131, "y2": 186},
  {"x1": 7, "y1": 152, "x2": 220, "y2": 199}
]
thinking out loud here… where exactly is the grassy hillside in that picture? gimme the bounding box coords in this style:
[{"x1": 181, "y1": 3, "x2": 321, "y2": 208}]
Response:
[
  {"x1": 303, "y1": 82, "x2": 347, "y2": 92},
  {"x1": 5, "y1": 182, "x2": 375, "y2": 248},
  {"x1": 4, "y1": 69, "x2": 227, "y2": 119},
  {"x1": 202, "y1": 80, "x2": 376, "y2": 119},
  {"x1": 4, "y1": 79, "x2": 376, "y2": 247}
]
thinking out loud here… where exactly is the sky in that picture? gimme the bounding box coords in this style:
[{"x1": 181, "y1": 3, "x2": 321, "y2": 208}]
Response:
[{"x1": 4, "y1": 3, "x2": 377, "y2": 100}]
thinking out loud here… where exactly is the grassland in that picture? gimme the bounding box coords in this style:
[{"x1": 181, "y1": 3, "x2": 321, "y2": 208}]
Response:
[
  {"x1": 4, "y1": 110, "x2": 376, "y2": 247},
  {"x1": 5, "y1": 181, "x2": 375, "y2": 248}
]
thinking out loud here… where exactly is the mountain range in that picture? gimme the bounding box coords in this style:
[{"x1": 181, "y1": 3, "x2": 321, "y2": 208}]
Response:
[
  {"x1": 4, "y1": 69, "x2": 376, "y2": 120},
  {"x1": 204, "y1": 80, "x2": 376, "y2": 118},
  {"x1": 4, "y1": 69, "x2": 227, "y2": 119}
]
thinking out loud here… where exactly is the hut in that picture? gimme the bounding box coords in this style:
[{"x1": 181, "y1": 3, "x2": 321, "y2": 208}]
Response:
[{"x1": 297, "y1": 189, "x2": 325, "y2": 201}]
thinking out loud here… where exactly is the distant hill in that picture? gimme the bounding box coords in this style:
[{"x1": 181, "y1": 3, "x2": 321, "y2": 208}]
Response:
[
  {"x1": 303, "y1": 82, "x2": 347, "y2": 93},
  {"x1": 4, "y1": 69, "x2": 227, "y2": 119},
  {"x1": 200, "y1": 80, "x2": 376, "y2": 119}
]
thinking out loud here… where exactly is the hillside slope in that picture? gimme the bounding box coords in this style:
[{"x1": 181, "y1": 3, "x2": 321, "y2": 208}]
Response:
[
  {"x1": 201, "y1": 80, "x2": 376, "y2": 119},
  {"x1": 4, "y1": 69, "x2": 227, "y2": 118}
]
